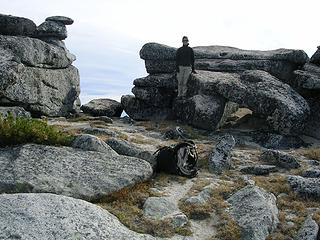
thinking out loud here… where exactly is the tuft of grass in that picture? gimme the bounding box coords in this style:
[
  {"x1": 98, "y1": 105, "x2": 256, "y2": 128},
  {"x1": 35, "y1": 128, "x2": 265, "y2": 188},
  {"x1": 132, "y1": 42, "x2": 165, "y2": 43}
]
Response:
[
  {"x1": 96, "y1": 180, "x2": 191, "y2": 238},
  {"x1": 302, "y1": 148, "x2": 320, "y2": 161},
  {"x1": 0, "y1": 113, "x2": 75, "y2": 147}
]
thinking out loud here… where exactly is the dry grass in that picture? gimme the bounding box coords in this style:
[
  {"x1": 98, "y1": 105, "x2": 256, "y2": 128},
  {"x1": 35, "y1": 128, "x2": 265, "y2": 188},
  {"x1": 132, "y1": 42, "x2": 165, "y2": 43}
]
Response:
[
  {"x1": 301, "y1": 147, "x2": 320, "y2": 161},
  {"x1": 254, "y1": 174, "x2": 320, "y2": 239},
  {"x1": 95, "y1": 179, "x2": 191, "y2": 238},
  {"x1": 179, "y1": 178, "x2": 245, "y2": 239}
]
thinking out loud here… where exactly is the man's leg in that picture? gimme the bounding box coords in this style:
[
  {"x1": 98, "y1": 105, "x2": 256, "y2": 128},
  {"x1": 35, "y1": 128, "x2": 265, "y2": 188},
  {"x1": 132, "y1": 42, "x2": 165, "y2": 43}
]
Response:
[
  {"x1": 181, "y1": 66, "x2": 192, "y2": 97},
  {"x1": 177, "y1": 66, "x2": 184, "y2": 97}
]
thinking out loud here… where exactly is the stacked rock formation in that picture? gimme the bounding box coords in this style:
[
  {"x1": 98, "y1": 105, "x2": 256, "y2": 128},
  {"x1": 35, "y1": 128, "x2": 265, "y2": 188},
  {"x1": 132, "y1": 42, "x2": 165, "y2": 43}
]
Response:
[
  {"x1": 0, "y1": 14, "x2": 80, "y2": 117},
  {"x1": 122, "y1": 42, "x2": 312, "y2": 135}
]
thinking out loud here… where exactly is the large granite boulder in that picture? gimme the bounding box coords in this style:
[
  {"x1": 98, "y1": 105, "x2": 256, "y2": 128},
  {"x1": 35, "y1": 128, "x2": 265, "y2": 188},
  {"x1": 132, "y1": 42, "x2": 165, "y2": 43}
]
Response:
[
  {"x1": 0, "y1": 14, "x2": 36, "y2": 36},
  {"x1": 133, "y1": 73, "x2": 177, "y2": 88},
  {"x1": 121, "y1": 95, "x2": 175, "y2": 120},
  {"x1": 190, "y1": 70, "x2": 310, "y2": 135},
  {"x1": 294, "y1": 63, "x2": 320, "y2": 92},
  {"x1": 0, "y1": 193, "x2": 155, "y2": 240},
  {"x1": 227, "y1": 185, "x2": 279, "y2": 240},
  {"x1": 173, "y1": 94, "x2": 238, "y2": 130},
  {"x1": 0, "y1": 144, "x2": 153, "y2": 201},
  {"x1": 140, "y1": 43, "x2": 308, "y2": 82},
  {"x1": 80, "y1": 98, "x2": 123, "y2": 117}
]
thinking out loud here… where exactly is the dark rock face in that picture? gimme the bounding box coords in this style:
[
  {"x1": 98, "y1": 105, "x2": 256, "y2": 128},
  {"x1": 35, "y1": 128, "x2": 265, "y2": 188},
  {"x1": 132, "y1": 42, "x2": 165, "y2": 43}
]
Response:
[
  {"x1": 121, "y1": 95, "x2": 175, "y2": 120},
  {"x1": 190, "y1": 70, "x2": 310, "y2": 135},
  {"x1": 36, "y1": 20, "x2": 67, "y2": 40},
  {"x1": 310, "y1": 46, "x2": 320, "y2": 65},
  {"x1": 302, "y1": 168, "x2": 320, "y2": 178},
  {"x1": 260, "y1": 149, "x2": 301, "y2": 169},
  {"x1": 0, "y1": 106, "x2": 31, "y2": 118},
  {"x1": 80, "y1": 98, "x2": 123, "y2": 117},
  {"x1": 227, "y1": 185, "x2": 279, "y2": 240},
  {"x1": 132, "y1": 86, "x2": 176, "y2": 107},
  {"x1": 0, "y1": 14, "x2": 36, "y2": 36},
  {"x1": 208, "y1": 134, "x2": 236, "y2": 174},
  {"x1": 173, "y1": 95, "x2": 238, "y2": 130},
  {"x1": 288, "y1": 175, "x2": 320, "y2": 199}
]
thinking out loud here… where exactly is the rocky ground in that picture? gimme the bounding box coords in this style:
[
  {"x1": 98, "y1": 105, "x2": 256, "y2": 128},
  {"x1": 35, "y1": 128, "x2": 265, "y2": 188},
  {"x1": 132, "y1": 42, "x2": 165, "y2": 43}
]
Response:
[{"x1": 39, "y1": 110, "x2": 320, "y2": 240}]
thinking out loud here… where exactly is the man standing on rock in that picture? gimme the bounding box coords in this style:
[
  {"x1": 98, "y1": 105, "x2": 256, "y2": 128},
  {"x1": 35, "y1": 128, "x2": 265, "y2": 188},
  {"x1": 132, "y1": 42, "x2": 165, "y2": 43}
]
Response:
[{"x1": 176, "y1": 36, "x2": 196, "y2": 98}]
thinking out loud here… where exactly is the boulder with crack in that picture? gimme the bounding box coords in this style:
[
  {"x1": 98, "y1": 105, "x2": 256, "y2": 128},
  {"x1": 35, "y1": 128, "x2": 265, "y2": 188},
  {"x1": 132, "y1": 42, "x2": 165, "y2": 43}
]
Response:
[
  {"x1": 190, "y1": 70, "x2": 310, "y2": 135},
  {"x1": 227, "y1": 185, "x2": 279, "y2": 240},
  {"x1": 0, "y1": 143, "x2": 153, "y2": 201}
]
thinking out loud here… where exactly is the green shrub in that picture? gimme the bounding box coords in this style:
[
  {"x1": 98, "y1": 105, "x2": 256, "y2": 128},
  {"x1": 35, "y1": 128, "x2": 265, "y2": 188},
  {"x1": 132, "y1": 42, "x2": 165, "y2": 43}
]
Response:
[{"x1": 0, "y1": 113, "x2": 75, "y2": 147}]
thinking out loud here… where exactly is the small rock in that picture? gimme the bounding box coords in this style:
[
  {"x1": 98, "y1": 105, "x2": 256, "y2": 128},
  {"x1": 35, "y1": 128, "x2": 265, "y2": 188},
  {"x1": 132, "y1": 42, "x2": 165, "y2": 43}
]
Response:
[
  {"x1": 143, "y1": 197, "x2": 188, "y2": 228},
  {"x1": 45, "y1": 16, "x2": 74, "y2": 25},
  {"x1": 81, "y1": 98, "x2": 123, "y2": 117},
  {"x1": 163, "y1": 126, "x2": 189, "y2": 140},
  {"x1": 302, "y1": 168, "x2": 320, "y2": 178},
  {"x1": 97, "y1": 116, "x2": 113, "y2": 124},
  {"x1": 36, "y1": 20, "x2": 67, "y2": 40},
  {"x1": 208, "y1": 135, "x2": 236, "y2": 174},
  {"x1": 106, "y1": 138, "x2": 156, "y2": 168},
  {"x1": 288, "y1": 175, "x2": 320, "y2": 199},
  {"x1": 239, "y1": 165, "x2": 277, "y2": 175},
  {"x1": 82, "y1": 127, "x2": 117, "y2": 137},
  {"x1": 72, "y1": 134, "x2": 117, "y2": 155},
  {"x1": 260, "y1": 149, "x2": 301, "y2": 169},
  {"x1": 295, "y1": 216, "x2": 319, "y2": 240}
]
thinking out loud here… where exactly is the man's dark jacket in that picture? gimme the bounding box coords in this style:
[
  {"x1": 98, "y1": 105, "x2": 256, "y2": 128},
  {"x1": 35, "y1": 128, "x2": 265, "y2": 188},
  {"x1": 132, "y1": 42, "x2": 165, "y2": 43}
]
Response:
[{"x1": 175, "y1": 46, "x2": 195, "y2": 72}]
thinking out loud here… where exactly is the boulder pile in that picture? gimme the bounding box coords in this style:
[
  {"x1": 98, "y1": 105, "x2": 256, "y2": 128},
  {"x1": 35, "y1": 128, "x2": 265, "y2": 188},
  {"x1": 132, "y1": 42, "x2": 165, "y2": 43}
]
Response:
[
  {"x1": 0, "y1": 14, "x2": 80, "y2": 117},
  {"x1": 122, "y1": 42, "x2": 318, "y2": 136}
]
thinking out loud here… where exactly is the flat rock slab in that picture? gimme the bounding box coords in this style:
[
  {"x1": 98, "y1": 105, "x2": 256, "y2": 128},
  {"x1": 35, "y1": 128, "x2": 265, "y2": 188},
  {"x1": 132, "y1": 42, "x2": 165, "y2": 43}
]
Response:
[
  {"x1": 191, "y1": 70, "x2": 310, "y2": 135},
  {"x1": 288, "y1": 175, "x2": 320, "y2": 199},
  {"x1": 46, "y1": 16, "x2": 74, "y2": 25},
  {"x1": 0, "y1": 143, "x2": 153, "y2": 201},
  {"x1": 227, "y1": 185, "x2": 279, "y2": 240},
  {"x1": 80, "y1": 98, "x2": 123, "y2": 117},
  {"x1": 0, "y1": 193, "x2": 155, "y2": 240},
  {"x1": 240, "y1": 165, "x2": 277, "y2": 175},
  {"x1": 140, "y1": 43, "x2": 308, "y2": 64}
]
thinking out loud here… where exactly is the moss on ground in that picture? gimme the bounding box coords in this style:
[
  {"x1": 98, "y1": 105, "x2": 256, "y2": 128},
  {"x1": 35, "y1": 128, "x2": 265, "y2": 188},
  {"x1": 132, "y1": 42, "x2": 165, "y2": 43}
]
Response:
[{"x1": 0, "y1": 114, "x2": 74, "y2": 147}]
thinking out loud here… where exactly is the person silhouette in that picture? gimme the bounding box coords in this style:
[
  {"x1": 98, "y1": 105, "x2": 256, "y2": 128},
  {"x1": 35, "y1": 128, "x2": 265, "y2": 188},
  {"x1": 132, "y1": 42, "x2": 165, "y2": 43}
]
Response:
[{"x1": 175, "y1": 36, "x2": 196, "y2": 98}]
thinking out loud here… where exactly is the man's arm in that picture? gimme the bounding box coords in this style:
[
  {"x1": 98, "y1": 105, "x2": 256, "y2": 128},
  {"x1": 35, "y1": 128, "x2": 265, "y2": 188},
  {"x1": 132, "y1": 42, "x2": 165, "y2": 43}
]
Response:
[
  {"x1": 175, "y1": 48, "x2": 180, "y2": 72},
  {"x1": 191, "y1": 48, "x2": 196, "y2": 73}
]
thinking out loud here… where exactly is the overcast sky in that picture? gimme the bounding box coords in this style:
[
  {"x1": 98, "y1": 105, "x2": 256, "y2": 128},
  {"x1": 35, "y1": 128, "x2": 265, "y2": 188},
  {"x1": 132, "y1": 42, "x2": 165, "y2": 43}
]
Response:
[{"x1": 2, "y1": 0, "x2": 320, "y2": 104}]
